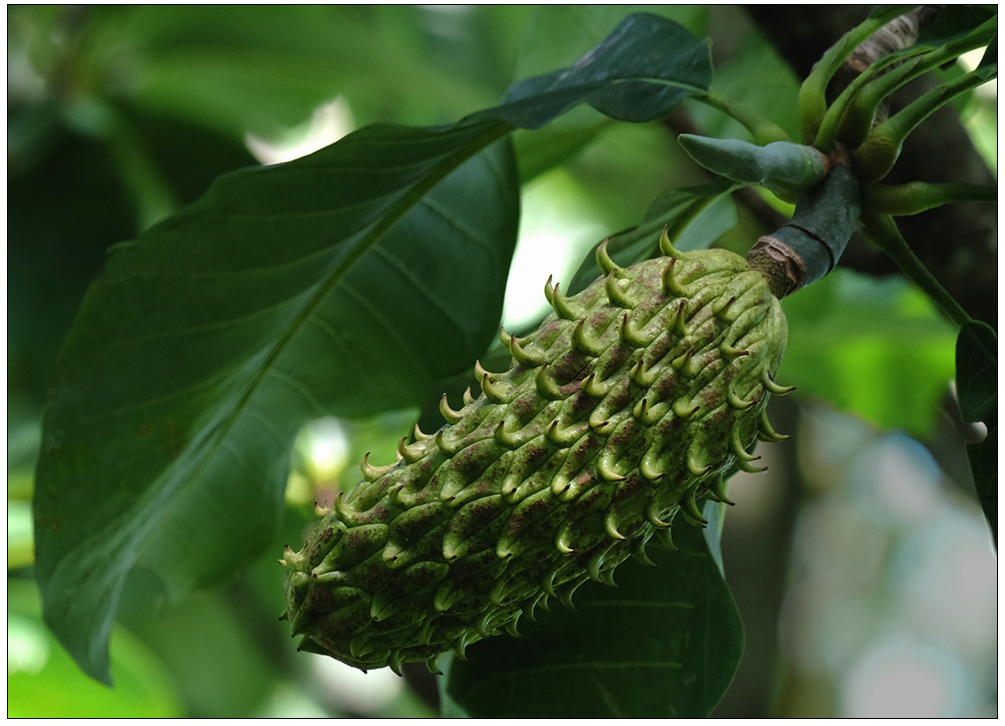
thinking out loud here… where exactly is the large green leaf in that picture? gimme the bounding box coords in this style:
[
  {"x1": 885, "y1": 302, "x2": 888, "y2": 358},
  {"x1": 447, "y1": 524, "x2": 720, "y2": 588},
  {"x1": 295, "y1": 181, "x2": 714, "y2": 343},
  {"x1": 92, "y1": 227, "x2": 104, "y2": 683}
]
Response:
[
  {"x1": 956, "y1": 320, "x2": 997, "y2": 544},
  {"x1": 440, "y1": 501, "x2": 743, "y2": 718},
  {"x1": 34, "y1": 124, "x2": 521, "y2": 687},
  {"x1": 33, "y1": 12, "x2": 713, "y2": 684}
]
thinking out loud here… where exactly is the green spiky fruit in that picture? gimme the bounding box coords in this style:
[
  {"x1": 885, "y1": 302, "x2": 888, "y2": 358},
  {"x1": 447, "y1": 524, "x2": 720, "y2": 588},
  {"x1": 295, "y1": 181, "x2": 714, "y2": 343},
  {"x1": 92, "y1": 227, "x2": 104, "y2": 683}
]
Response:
[{"x1": 281, "y1": 230, "x2": 790, "y2": 674}]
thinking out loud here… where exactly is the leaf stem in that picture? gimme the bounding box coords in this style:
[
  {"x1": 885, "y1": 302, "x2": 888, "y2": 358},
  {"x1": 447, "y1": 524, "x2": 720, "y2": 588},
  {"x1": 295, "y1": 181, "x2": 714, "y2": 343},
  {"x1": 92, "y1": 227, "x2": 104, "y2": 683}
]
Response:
[
  {"x1": 863, "y1": 181, "x2": 998, "y2": 216},
  {"x1": 853, "y1": 66, "x2": 998, "y2": 180},
  {"x1": 692, "y1": 93, "x2": 792, "y2": 145},
  {"x1": 814, "y1": 15, "x2": 997, "y2": 151},
  {"x1": 862, "y1": 212, "x2": 973, "y2": 329},
  {"x1": 798, "y1": 6, "x2": 919, "y2": 143},
  {"x1": 828, "y1": 20, "x2": 997, "y2": 151}
]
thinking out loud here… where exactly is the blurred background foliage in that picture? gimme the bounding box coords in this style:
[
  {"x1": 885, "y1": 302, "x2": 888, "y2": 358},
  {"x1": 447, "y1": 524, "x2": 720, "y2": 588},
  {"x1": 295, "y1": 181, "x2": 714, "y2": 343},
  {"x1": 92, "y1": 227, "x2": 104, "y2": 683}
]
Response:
[{"x1": 8, "y1": 5, "x2": 996, "y2": 718}]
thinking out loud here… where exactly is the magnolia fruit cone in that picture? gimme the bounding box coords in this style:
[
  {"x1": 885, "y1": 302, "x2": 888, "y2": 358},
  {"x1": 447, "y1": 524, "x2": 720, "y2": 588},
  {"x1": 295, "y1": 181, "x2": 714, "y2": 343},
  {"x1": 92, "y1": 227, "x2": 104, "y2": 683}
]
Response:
[{"x1": 281, "y1": 229, "x2": 791, "y2": 673}]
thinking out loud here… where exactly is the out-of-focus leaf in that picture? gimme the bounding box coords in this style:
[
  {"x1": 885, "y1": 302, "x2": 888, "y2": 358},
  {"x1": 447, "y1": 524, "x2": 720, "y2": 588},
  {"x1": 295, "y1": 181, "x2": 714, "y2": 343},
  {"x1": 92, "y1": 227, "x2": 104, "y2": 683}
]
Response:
[
  {"x1": 511, "y1": 117, "x2": 611, "y2": 183},
  {"x1": 956, "y1": 320, "x2": 997, "y2": 544},
  {"x1": 8, "y1": 501, "x2": 35, "y2": 569},
  {"x1": 912, "y1": 5, "x2": 997, "y2": 49},
  {"x1": 568, "y1": 179, "x2": 738, "y2": 295},
  {"x1": 117, "y1": 576, "x2": 280, "y2": 718},
  {"x1": 440, "y1": 501, "x2": 743, "y2": 718},
  {"x1": 78, "y1": 6, "x2": 501, "y2": 137},
  {"x1": 33, "y1": 12, "x2": 716, "y2": 685},
  {"x1": 8, "y1": 124, "x2": 136, "y2": 404},
  {"x1": 688, "y1": 19, "x2": 802, "y2": 143},
  {"x1": 117, "y1": 104, "x2": 261, "y2": 212},
  {"x1": 7, "y1": 580, "x2": 181, "y2": 718},
  {"x1": 778, "y1": 269, "x2": 957, "y2": 436}
]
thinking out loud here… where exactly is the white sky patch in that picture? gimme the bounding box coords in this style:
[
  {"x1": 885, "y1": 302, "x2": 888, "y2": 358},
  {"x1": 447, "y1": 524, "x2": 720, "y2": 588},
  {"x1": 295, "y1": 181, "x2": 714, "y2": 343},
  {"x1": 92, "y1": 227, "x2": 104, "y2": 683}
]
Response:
[
  {"x1": 502, "y1": 169, "x2": 608, "y2": 332},
  {"x1": 301, "y1": 417, "x2": 351, "y2": 482},
  {"x1": 841, "y1": 633, "x2": 966, "y2": 717},
  {"x1": 246, "y1": 96, "x2": 355, "y2": 165},
  {"x1": 957, "y1": 47, "x2": 997, "y2": 99},
  {"x1": 309, "y1": 655, "x2": 405, "y2": 714}
]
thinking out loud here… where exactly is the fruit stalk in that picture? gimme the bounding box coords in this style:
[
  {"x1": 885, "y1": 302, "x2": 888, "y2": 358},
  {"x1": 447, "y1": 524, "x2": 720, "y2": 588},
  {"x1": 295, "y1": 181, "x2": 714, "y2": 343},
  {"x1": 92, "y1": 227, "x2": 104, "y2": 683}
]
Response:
[{"x1": 747, "y1": 164, "x2": 861, "y2": 298}]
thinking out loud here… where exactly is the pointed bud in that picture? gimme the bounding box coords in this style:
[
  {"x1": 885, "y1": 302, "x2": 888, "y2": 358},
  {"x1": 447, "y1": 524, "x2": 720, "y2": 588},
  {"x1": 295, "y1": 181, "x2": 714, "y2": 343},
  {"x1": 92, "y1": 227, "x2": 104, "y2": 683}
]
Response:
[{"x1": 595, "y1": 238, "x2": 621, "y2": 275}]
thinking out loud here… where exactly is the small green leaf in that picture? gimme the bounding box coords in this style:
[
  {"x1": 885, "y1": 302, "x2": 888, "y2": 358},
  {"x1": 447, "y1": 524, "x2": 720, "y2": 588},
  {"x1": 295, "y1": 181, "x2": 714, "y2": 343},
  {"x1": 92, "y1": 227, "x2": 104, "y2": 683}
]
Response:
[{"x1": 440, "y1": 501, "x2": 743, "y2": 718}]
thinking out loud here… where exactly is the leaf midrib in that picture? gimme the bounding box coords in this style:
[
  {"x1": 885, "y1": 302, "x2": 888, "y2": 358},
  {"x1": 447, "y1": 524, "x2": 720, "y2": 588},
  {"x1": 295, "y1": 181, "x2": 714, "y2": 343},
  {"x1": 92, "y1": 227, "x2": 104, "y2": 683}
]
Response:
[{"x1": 130, "y1": 120, "x2": 514, "y2": 558}]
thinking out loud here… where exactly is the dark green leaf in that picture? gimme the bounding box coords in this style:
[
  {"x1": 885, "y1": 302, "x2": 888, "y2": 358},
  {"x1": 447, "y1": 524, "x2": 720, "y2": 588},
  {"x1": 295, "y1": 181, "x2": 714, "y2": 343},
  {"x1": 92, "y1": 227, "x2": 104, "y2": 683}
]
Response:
[
  {"x1": 568, "y1": 179, "x2": 738, "y2": 295},
  {"x1": 513, "y1": 5, "x2": 709, "y2": 82},
  {"x1": 505, "y1": 7, "x2": 710, "y2": 182},
  {"x1": 956, "y1": 320, "x2": 997, "y2": 424},
  {"x1": 979, "y1": 34, "x2": 997, "y2": 69},
  {"x1": 33, "y1": 12, "x2": 718, "y2": 685},
  {"x1": 913, "y1": 5, "x2": 997, "y2": 48},
  {"x1": 483, "y1": 13, "x2": 712, "y2": 129},
  {"x1": 440, "y1": 501, "x2": 743, "y2": 718},
  {"x1": 956, "y1": 320, "x2": 997, "y2": 544}
]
